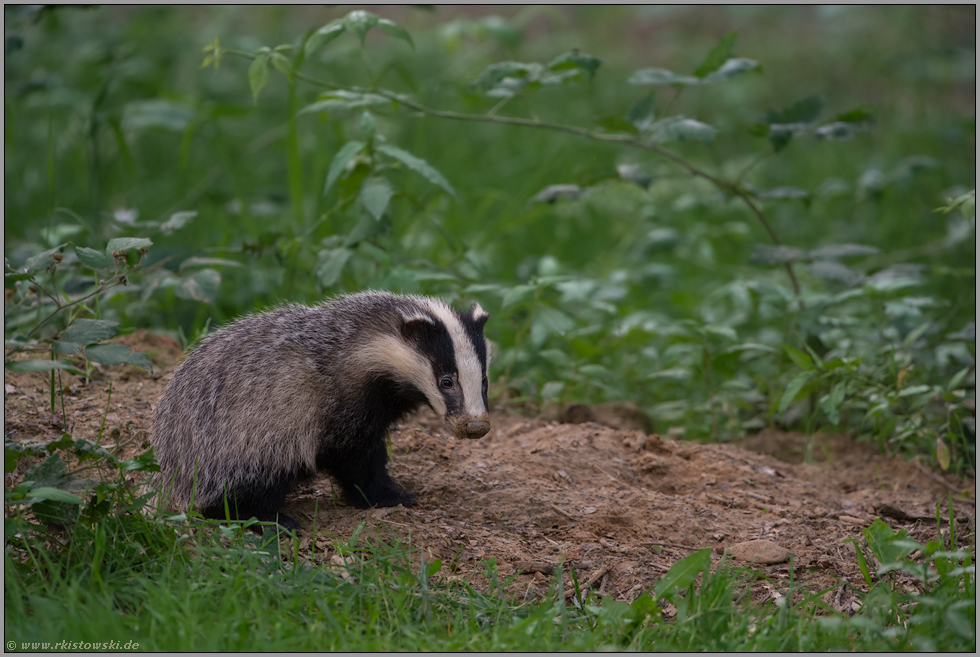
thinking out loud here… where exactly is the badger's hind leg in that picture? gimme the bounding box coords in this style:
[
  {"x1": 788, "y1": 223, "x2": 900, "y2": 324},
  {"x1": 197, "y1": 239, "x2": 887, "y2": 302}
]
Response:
[
  {"x1": 198, "y1": 472, "x2": 301, "y2": 533},
  {"x1": 321, "y1": 440, "x2": 416, "y2": 509}
]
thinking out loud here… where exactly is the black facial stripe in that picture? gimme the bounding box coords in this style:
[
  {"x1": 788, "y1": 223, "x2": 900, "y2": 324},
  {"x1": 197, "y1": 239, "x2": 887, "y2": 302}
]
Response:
[
  {"x1": 407, "y1": 313, "x2": 458, "y2": 377},
  {"x1": 460, "y1": 313, "x2": 489, "y2": 376}
]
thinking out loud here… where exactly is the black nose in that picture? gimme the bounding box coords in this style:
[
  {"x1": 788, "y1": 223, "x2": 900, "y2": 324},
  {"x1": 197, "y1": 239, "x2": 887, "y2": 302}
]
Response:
[{"x1": 462, "y1": 420, "x2": 491, "y2": 439}]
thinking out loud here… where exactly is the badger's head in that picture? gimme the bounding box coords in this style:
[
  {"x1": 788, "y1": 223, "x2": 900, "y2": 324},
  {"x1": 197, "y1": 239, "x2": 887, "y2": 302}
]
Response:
[
  {"x1": 357, "y1": 296, "x2": 491, "y2": 439},
  {"x1": 400, "y1": 300, "x2": 491, "y2": 439}
]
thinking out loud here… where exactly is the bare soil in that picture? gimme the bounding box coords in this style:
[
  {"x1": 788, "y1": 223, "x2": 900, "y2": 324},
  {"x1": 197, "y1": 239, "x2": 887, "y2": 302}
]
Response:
[{"x1": 4, "y1": 332, "x2": 975, "y2": 610}]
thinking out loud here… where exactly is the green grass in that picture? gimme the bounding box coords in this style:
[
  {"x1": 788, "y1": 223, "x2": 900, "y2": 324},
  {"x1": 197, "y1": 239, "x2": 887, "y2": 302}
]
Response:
[{"x1": 5, "y1": 509, "x2": 974, "y2": 651}]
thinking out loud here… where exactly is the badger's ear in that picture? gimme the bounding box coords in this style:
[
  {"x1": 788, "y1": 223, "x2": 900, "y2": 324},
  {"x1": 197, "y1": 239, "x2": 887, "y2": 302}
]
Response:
[
  {"x1": 400, "y1": 312, "x2": 434, "y2": 343},
  {"x1": 469, "y1": 303, "x2": 489, "y2": 329}
]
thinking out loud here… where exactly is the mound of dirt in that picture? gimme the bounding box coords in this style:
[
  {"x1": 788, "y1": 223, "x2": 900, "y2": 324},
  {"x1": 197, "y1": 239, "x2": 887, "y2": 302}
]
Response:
[{"x1": 4, "y1": 339, "x2": 975, "y2": 610}]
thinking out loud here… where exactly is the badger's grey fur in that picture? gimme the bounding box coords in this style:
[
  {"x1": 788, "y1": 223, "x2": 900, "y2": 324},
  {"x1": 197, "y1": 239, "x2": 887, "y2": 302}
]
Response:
[{"x1": 151, "y1": 291, "x2": 491, "y2": 531}]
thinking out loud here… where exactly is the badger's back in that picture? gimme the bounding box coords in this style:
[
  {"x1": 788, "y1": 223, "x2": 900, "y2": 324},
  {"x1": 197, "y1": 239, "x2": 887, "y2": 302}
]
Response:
[{"x1": 152, "y1": 291, "x2": 490, "y2": 513}]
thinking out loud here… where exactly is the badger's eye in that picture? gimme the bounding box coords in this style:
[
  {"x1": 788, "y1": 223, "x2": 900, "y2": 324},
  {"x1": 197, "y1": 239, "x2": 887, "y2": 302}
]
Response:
[{"x1": 440, "y1": 376, "x2": 454, "y2": 389}]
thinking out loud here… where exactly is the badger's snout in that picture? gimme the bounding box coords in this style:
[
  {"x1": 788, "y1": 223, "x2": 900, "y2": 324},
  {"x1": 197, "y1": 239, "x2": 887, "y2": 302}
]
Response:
[
  {"x1": 448, "y1": 414, "x2": 491, "y2": 439},
  {"x1": 461, "y1": 420, "x2": 490, "y2": 439}
]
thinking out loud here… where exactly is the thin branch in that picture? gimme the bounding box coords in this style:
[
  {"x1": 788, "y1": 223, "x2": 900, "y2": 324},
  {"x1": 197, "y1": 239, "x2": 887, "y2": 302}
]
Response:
[{"x1": 224, "y1": 48, "x2": 803, "y2": 298}]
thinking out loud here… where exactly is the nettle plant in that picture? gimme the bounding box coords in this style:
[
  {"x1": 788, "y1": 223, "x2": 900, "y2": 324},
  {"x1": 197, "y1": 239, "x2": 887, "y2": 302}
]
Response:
[{"x1": 209, "y1": 11, "x2": 970, "y2": 469}]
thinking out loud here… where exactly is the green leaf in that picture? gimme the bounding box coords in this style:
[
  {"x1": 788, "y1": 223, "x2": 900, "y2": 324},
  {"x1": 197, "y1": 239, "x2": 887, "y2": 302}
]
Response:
[
  {"x1": 654, "y1": 549, "x2": 711, "y2": 599},
  {"x1": 809, "y1": 243, "x2": 879, "y2": 259},
  {"x1": 122, "y1": 99, "x2": 194, "y2": 133},
  {"x1": 626, "y1": 94, "x2": 657, "y2": 129},
  {"x1": 842, "y1": 538, "x2": 873, "y2": 587},
  {"x1": 24, "y1": 454, "x2": 67, "y2": 487},
  {"x1": 344, "y1": 10, "x2": 380, "y2": 46},
  {"x1": 425, "y1": 558, "x2": 442, "y2": 578},
  {"x1": 702, "y1": 57, "x2": 759, "y2": 83},
  {"x1": 376, "y1": 18, "x2": 414, "y2": 49},
  {"x1": 750, "y1": 244, "x2": 808, "y2": 265},
  {"x1": 820, "y1": 381, "x2": 846, "y2": 426},
  {"x1": 779, "y1": 371, "x2": 813, "y2": 415},
  {"x1": 472, "y1": 61, "x2": 541, "y2": 92},
  {"x1": 158, "y1": 211, "x2": 197, "y2": 235},
  {"x1": 315, "y1": 248, "x2": 353, "y2": 288},
  {"x1": 324, "y1": 141, "x2": 366, "y2": 195},
  {"x1": 502, "y1": 284, "x2": 535, "y2": 308},
  {"x1": 541, "y1": 381, "x2": 565, "y2": 401},
  {"x1": 628, "y1": 68, "x2": 700, "y2": 86},
  {"x1": 23, "y1": 246, "x2": 66, "y2": 274},
  {"x1": 105, "y1": 237, "x2": 152, "y2": 255},
  {"x1": 174, "y1": 268, "x2": 221, "y2": 304},
  {"x1": 360, "y1": 111, "x2": 376, "y2": 141},
  {"x1": 766, "y1": 95, "x2": 825, "y2": 125},
  {"x1": 376, "y1": 144, "x2": 457, "y2": 197},
  {"x1": 178, "y1": 257, "x2": 244, "y2": 271},
  {"x1": 304, "y1": 21, "x2": 345, "y2": 56},
  {"x1": 75, "y1": 246, "x2": 111, "y2": 270},
  {"x1": 694, "y1": 30, "x2": 737, "y2": 78},
  {"x1": 360, "y1": 177, "x2": 394, "y2": 221},
  {"x1": 300, "y1": 91, "x2": 392, "y2": 115},
  {"x1": 642, "y1": 116, "x2": 718, "y2": 145},
  {"x1": 4, "y1": 359, "x2": 82, "y2": 375},
  {"x1": 547, "y1": 50, "x2": 601, "y2": 80},
  {"x1": 85, "y1": 343, "x2": 153, "y2": 372},
  {"x1": 27, "y1": 486, "x2": 84, "y2": 505},
  {"x1": 269, "y1": 52, "x2": 292, "y2": 77},
  {"x1": 60, "y1": 319, "x2": 119, "y2": 345},
  {"x1": 248, "y1": 54, "x2": 270, "y2": 103},
  {"x1": 782, "y1": 344, "x2": 814, "y2": 370}
]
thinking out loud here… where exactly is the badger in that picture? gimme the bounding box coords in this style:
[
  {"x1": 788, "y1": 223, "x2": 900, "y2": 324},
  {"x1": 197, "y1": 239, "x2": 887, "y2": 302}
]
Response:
[{"x1": 151, "y1": 291, "x2": 491, "y2": 532}]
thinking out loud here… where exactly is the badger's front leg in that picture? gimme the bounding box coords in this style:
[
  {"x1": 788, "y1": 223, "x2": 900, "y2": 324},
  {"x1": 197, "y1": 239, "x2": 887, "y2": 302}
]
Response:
[{"x1": 321, "y1": 437, "x2": 416, "y2": 509}]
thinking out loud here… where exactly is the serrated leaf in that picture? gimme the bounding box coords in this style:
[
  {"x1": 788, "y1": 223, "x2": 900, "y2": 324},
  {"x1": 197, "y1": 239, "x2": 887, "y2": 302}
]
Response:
[
  {"x1": 360, "y1": 177, "x2": 394, "y2": 221},
  {"x1": 376, "y1": 18, "x2": 414, "y2": 49},
  {"x1": 23, "y1": 246, "x2": 66, "y2": 274},
  {"x1": 344, "y1": 10, "x2": 380, "y2": 45},
  {"x1": 24, "y1": 454, "x2": 67, "y2": 487},
  {"x1": 61, "y1": 319, "x2": 119, "y2": 345},
  {"x1": 178, "y1": 257, "x2": 244, "y2": 271},
  {"x1": 654, "y1": 549, "x2": 711, "y2": 599},
  {"x1": 628, "y1": 68, "x2": 700, "y2": 86},
  {"x1": 694, "y1": 30, "x2": 737, "y2": 78},
  {"x1": 4, "y1": 359, "x2": 82, "y2": 375},
  {"x1": 547, "y1": 50, "x2": 601, "y2": 79},
  {"x1": 376, "y1": 144, "x2": 456, "y2": 197},
  {"x1": 85, "y1": 343, "x2": 153, "y2": 372},
  {"x1": 702, "y1": 57, "x2": 759, "y2": 83},
  {"x1": 304, "y1": 21, "x2": 345, "y2": 56},
  {"x1": 105, "y1": 237, "x2": 152, "y2": 255},
  {"x1": 779, "y1": 371, "x2": 813, "y2": 415},
  {"x1": 174, "y1": 268, "x2": 221, "y2": 304},
  {"x1": 315, "y1": 247, "x2": 353, "y2": 288},
  {"x1": 248, "y1": 55, "x2": 270, "y2": 103},
  {"x1": 27, "y1": 486, "x2": 84, "y2": 505},
  {"x1": 324, "y1": 141, "x2": 366, "y2": 195},
  {"x1": 642, "y1": 116, "x2": 718, "y2": 145},
  {"x1": 75, "y1": 246, "x2": 111, "y2": 270}
]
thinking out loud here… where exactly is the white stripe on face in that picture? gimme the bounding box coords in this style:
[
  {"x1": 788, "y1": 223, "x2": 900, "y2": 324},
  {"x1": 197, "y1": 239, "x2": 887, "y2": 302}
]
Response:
[
  {"x1": 352, "y1": 334, "x2": 447, "y2": 416},
  {"x1": 423, "y1": 299, "x2": 487, "y2": 418}
]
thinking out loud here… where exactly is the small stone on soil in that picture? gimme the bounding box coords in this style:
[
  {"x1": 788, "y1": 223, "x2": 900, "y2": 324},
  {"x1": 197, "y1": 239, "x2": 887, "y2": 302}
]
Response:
[{"x1": 727, "y1": 539, "x2": 792, "y2": 565}]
